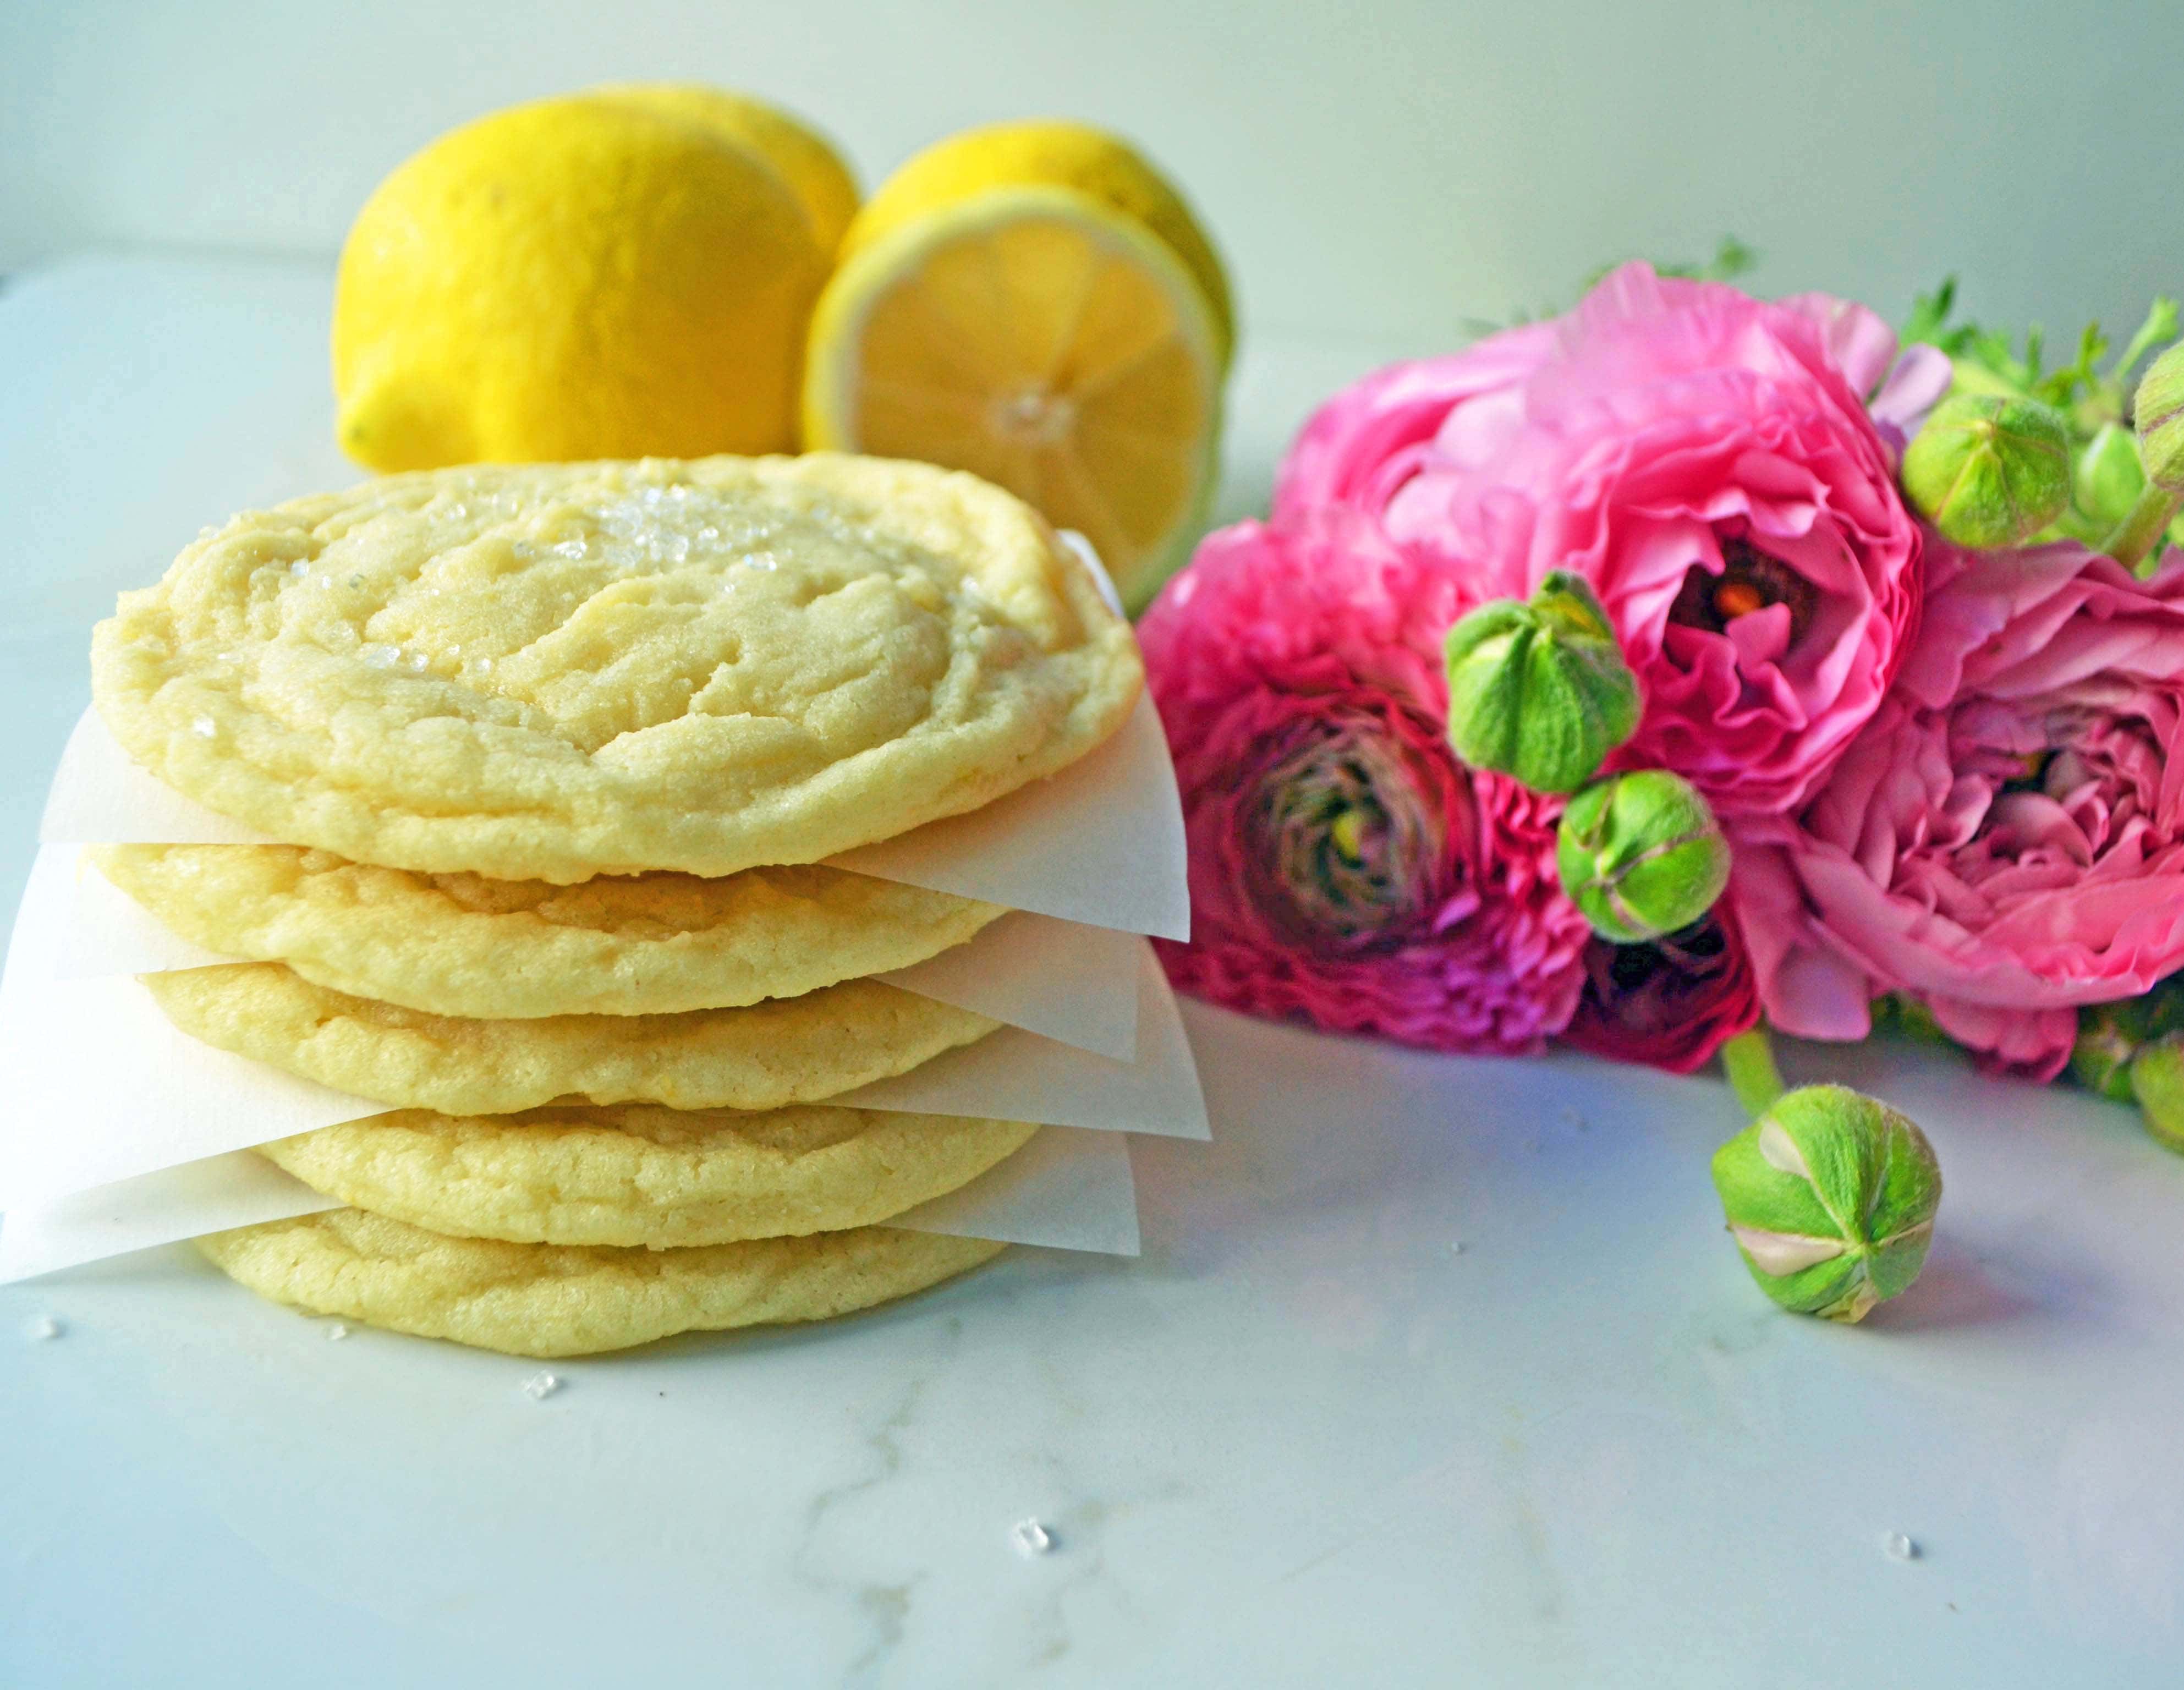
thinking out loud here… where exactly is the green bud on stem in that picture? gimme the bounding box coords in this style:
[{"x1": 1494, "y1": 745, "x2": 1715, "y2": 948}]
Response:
[
  {"x1": 1902, "y1": 392, "x2": 2072, "y2": 548},
  {"x1": 2075, "y1": 423, "x2": 2147, "y2": 534},
  {"x1": 1710, "y1": 1084, "x2": 1942, "y2": 1324},
  {"x1": 2139, "y1": 341, "x2": 2184, "y2": 495},
  {"x1": 1556, "y1": 769, "x2": 1729, "y2": 943},
  {"x1": 2072, "y1": 981, "x2": 2184, "y2": 1102},
  {"x1": 1443, "y1": 571, "x2": 1641, "y2": 794},
  {"x1": 2104, "y1": 341, "x2": 2184, "y2": 572},
  {"x1": 2129, "y1": 1034, "x2": 2184, "y2": 1155}
]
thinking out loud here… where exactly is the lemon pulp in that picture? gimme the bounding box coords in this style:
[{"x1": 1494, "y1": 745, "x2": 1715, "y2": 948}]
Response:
[{"x1": 804, "y1": 186, "x2": 1221, "y2": 611}]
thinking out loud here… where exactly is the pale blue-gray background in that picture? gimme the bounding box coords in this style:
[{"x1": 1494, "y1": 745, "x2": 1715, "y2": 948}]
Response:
[{"x1": 4, "y1": 0, "x2": 2177, "y2": 345}]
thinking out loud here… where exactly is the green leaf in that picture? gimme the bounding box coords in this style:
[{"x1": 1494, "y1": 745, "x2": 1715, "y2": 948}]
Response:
[{"x1": 2114, "y1": 298, "x2": 2182, "y2": 389}]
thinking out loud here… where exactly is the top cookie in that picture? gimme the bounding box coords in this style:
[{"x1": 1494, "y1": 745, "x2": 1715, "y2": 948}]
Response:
[{"x1": 92, "y1": 454, "x2": 1143, "y2": 881}]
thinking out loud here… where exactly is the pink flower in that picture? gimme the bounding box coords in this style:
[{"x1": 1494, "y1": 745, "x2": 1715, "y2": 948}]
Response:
[
  {"x1": 1274, "y1": 265, "x2": 1928, "y2": 821},
  {"x1": 1561, "y1": 902, "x2": 1761, "y2": 1074},
  {"x1": 1139, "y1": 511, "x2": 1593, "y2": 1053},
  {"x1": 1734, "y1": 538, "x2": 2184, "y2": 1080}
]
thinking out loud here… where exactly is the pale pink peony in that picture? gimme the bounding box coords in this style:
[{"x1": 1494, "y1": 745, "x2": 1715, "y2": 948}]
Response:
[
  {"x1": 1139, "y1": 510, "x2": 1593, "y2": 1053},
  {"x1": 1272, "y1": 321, "x2": 1560, "y2": 524},
  {"x1": 1274, "y1": 265, "x2": 1930, "y2": 820},
  {"x1": 1733, "y1": 537, "x2": 2184, "y2": 1079}
]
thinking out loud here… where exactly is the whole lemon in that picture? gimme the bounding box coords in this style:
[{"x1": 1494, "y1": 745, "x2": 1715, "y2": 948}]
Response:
[
  {"x1": 841, "y1": 119, "x2": 1233, "y2": 369},
  {"x1": 587, "y1": 82, "x2": 859, "y2": 254},
  {"x1": 333, "y1": 92, "x2": 827, "y2": 471}
]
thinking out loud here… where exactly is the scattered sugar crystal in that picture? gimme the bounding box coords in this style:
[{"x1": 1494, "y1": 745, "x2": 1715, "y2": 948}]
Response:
[
  {"x1": 191, "y1": 716, "x2": 217, "y2": 738},
  {"x1": 360, "y1": 644, "x2": 398, "y2": 670},
  {"x1": 512, "y1": 541, "x2": 538, "y2": 560},
  {"x1": 289, "y1": 559, "x2": 310, "y2": 578},
  {"x1": 1883, "y1": 1532, "x2": 1918, "y2": 1562},
  {"x1": 408, "y1": 651, "x2": 430, "y2": 672},
  {"x1": 326, "y1": 1323, "x2": 349, "y2": 1341},
  {"x1": 1009, "y1": 1518, "x2": 1054, "y2": 1557},
  {"x1": 473, "y1": 656, "x2": 495, "y2": 674},
  {"x1": 522, "y1": 1371, "x2": 563, "y2": 1400},
  {"x1": 1449, "y1": 1241, "x2": 1467, "y2": 1255},
  {"x1": 552, "y1": 539, "x2": 588, "y2": 559},
  {"x1": 26, "y1": 1314, "x2": 61, "y2": 1341}
]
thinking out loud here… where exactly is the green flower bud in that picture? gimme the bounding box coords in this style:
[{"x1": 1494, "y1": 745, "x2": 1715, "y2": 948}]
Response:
[
  {"x1": 1870, "y1": 993, "x2": 1953, "y2": 1051},
  {"x1": 2137, "y1": 341, "x2": 2184, "y2": 496},
  {"x1": 1710, "y1": 1084, "x2": 1942, "y2": 1324},
  {"x1": 2075, "y1": 422, "x2": 2147, "y2": 534},
  {"x1": 1556, "y1": 769, "x2": 1729, "y2": 943},
  {"x1": 2070, "y1": 978, "x2": 2184, "y2": 1101},
  {"x1": 1902, "y1": 391, "x2": 2071, "y2": 548},
  {"x1": 2074, "y1": 1012, "x2": 2143, "y2": 1102},
  {"x1": 2128, "y1": 1035, "x2": 2184, "y2": 1155},
  {"x1": 1443, "y1": 571, "x2": 1641, "y2": 795}
]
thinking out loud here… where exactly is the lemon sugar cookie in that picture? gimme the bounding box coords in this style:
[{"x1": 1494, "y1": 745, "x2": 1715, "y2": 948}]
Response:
[
  {"x1": 142, "y1": 964, "x2": 998, "y2": 1116},
  {"x1": 199, "y1": 1208, "x2": 1006, "y2": 1357},
  {"x1": 91, "y1": 454, "x2": 1142, "y2": 883},
  {"x1": 92, "y1": 844, "x2": 1001, "y2": 1019},
  {"x1": 260, "y1": 1104, "x2": 1039, "y2": 1248}
]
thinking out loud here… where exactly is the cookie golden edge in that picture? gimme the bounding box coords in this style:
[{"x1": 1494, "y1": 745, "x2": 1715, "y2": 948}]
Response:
[
  {"x1": 197, "y1": 1209, "x2": 1007, "y2": 1358},
  {"x1": 90, "y1": 454, "x2": 1144, "y2": 884},
  {"x1": 142, "y1": 963, "x2": 999, "y2": 1115},
  {"x1": 258, "y1": 1106, "x2": 1041, "y2": 1247},
  {"x1": 91, "y1": 844, "x2": 1004, "y2": 1019}
]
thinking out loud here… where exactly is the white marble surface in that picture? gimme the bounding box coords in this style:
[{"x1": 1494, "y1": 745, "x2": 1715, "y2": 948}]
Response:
[{"x1": 4, "y1": 256, "x2": 2184, "y2": 1687}]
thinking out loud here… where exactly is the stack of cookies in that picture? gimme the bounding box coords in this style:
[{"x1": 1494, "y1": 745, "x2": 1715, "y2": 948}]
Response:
[{"x1": 77, "y1": 453, "x2": 1147, "y2": 1357}]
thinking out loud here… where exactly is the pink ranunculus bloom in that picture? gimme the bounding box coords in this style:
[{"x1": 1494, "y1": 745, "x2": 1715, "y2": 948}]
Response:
[
  {"x1": 1274, "y1": 264, "x2": 1929, "y2": 821},
  {"x1": 1733, "y1": 537, "x2": 2184, "y2": 1080},
  {"x1": 1139, "y1": 511, "x2": 1593, "y2": 1053}
]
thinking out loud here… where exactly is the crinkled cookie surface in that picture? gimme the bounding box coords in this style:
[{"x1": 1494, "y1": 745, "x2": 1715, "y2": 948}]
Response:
[
  {"x1": 93, "y1": 844, "x2": 1000, "y2": 1018},
  {"x1": 199, "y1": 1208, "x2": 1004, "y2": 1356},
  {"x1": 261, "y1": 1104, "x2": 1038, "y2": 1247},
  {"x1": 92, "y1": 454, "x2": 1142, "y2": 881}
]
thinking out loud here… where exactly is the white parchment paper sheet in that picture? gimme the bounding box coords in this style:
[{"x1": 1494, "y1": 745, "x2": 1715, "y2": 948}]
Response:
[
  {"x1": 0, "y1": 855, "x2": 1206, "y2": 1208},
  {"x1": 0, "y1": 1121, "x2": 1138, "y2": 1282},
  {"x1": 56, "y1": 846, "x2": 1144, "y2": 1061}
]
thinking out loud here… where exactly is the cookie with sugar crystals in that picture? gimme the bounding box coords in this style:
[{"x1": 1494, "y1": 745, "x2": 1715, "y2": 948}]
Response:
[
  {"x1": 92, "y1": 453, "x2": 1140, "y2": 882},
  {"x1": 260, "y1": 1103, "x2": 1039, "y2": 1248},
  {"x1": 143, "y1": 963, "x2": 997, "y2": 1115},
  {"x1": 199, "y1": 1208, "x2": 1005, "y2": 1357},
  {"x1": 92, "y1": 843, "x2": 1001, "y2": 1019}
]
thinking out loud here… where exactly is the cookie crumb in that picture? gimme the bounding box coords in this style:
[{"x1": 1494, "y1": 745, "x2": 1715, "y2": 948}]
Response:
[{"x1": 1010, "y1": 1518, "x2": 1054, "y2": 1557}]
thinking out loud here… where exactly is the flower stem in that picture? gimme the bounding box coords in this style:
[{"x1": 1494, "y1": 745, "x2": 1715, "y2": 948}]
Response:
[
  {"x1": 1721, "y1": 1027, "x2": 1786, "y2": 1118},
  {"x1": 2102, "y1": 481, "x2": 2184, "y2": 573}
]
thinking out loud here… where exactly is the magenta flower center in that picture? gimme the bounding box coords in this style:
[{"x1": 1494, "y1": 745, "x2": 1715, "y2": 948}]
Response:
[
  {"x1": 1247, "y1": 723, "x2": 1446, "y2": 948},
  {"x1": 1668, "y1": 536, "x2": 1818, "y2": 646},
  {"x1": 1581, "y1": 914, "x2": 1735, "y2": 1031}
]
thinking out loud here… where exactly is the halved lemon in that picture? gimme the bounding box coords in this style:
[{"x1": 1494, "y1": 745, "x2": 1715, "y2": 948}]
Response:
[{"x1": 802, "y1": 185, "x2": 1223, "y2": 612}]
